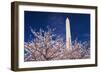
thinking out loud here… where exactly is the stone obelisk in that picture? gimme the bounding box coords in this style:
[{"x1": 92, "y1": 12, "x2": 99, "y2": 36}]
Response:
[{"x1": 66, "y1": 17, "x2": 72, "y2": 50}]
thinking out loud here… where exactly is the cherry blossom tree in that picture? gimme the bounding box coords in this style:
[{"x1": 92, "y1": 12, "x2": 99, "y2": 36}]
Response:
[{"x1": 24, "y1": 27, "x2": 90, "y2": 61}]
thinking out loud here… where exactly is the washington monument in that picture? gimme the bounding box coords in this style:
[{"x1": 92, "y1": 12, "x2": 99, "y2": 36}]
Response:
[{"x1": 66, "y1": 17, "x2": 72, "y2": 50}]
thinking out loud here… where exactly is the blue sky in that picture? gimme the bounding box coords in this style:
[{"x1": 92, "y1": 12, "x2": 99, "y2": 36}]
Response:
[{"x1": 24, "y1": 11, "x2": 90, "y2": 42}]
